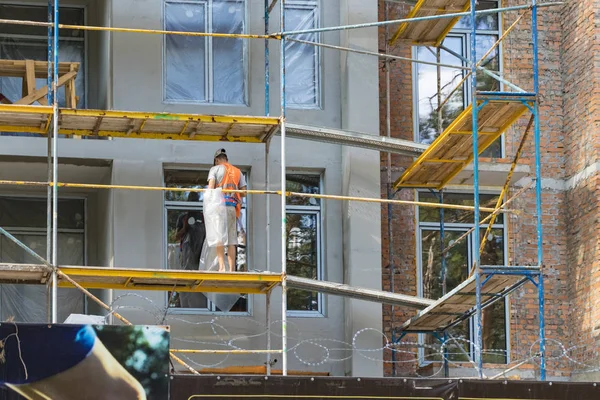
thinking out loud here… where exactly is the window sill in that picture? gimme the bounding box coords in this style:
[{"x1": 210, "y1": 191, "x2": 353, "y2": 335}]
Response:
[
  {"x1": 287, "y1": 311, "x2": 325, "y2": 318},
  {"x1": 166, "y1": 307, "x2": 251, "y2": 317}
]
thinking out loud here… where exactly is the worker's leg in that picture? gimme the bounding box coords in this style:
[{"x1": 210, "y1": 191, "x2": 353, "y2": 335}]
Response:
[
  {"x1": 216, "y1": 245, "x2": 226, "y2": 272},
  {"x1": 227, "y1": 245, "x2": 236, "y2": 272},
  {"x1": 226, "y1": 207, "x2": 238, "y2": 272}
]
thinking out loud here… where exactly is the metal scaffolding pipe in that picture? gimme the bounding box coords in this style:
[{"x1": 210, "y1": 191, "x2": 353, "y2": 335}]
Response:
[
  {"x1": 0, "y1": 180, "x2": 518, "y2": 213},
  {"x1": 287, "y1": 38, "x2": 470, "y2": 70},
  {"x1": 469, "y1": 0, "x2": 484, "y2": 378},
  {"x1": 0, "y1": 19, "x2": 278, "y2": 39},
  {"x1": 50, "y1": 0, "x2": 59, "y2": 325},
  {"x1": 532, "y1": 0, "x2": 547, "y2": 381},
  {"x1": 279, "y1": 0, "x2": 288, "y2": 377}
]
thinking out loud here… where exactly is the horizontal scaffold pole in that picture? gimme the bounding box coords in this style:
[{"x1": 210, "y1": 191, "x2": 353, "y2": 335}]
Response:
[
  {"x1": 288, "y1": 38, "x2": 470, "y2": 70},
  {"x1": 0, "y1": 18, "x2": 280, "y2": 40},
  {"x1": 277, "y1": 2, "x2": 563, "y2": 37},
  {"x1": 0, "y1": 179, "x2": 517, "y2": 214}
]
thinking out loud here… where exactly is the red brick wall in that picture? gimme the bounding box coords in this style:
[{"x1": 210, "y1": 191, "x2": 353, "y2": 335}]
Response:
[{"x1": 377, "y1": 0, "x2": 598, "y2": 379}]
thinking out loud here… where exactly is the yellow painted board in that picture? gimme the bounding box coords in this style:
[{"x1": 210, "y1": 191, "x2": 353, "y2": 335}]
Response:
[
  {"x1": 0, "y1": 105, "x2": 280, "y2": 143},
  {"x1": 389, "y1": 0, "x2": 471, "y2": 46},
  {"x1": 393, "y1": 100, "x2": 530, "y2": 190}
]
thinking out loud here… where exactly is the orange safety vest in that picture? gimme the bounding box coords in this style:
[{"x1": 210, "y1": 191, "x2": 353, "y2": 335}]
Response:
[{"x1": 217, "y1": 162, "x2": 242, "y2": 218}]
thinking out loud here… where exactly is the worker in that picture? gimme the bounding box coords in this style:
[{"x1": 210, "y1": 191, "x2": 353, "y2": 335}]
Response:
[{"x1": 207, "y1": 148, "x2": 246, "y2": 272}]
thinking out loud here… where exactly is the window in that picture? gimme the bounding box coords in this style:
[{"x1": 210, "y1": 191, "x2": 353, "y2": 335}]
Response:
[
  {"x1": 164, "y1": 0, "x2": 246, "y2": 104},
  {"x1": 0, "y1": 4, "x2": 86, "y2": 136},
  {"x1": 284, "y1": 0, "x2": 321, "y2": 108},
  {"x1": 413, "y1": 0, "x2": 502, "y2": 157},
  {"x1": 163, "y1": 168, "x2": 248, "y2": 313},
  {"x1": 0, "y1": 196, "x2": 85, "y2": 322},
  {"x1": 417, "y1": 192, "x2": 508, "y2": 365},
  {"x1": 286, "y1": 174, "x2": 322, "y2": 314}
]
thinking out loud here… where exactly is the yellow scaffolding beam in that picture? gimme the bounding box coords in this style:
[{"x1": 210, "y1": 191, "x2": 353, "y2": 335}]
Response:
[
  {"x1": 0, "y1": 105, "x2": 280, "y2": 143},
  {"x1": 0, "y1": 264, "x2": 282, "y2": 294},
  {"x1": 389, "y1": 0, "x2": 471, "y2": 47},
  {"x1": 393, "y1": 98, "x2": 530, "y2": 190}
]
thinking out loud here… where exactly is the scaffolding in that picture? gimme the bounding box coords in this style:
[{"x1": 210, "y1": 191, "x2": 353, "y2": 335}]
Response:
[{"x1": 0, "y1": 0, "x2": 560, "y2": 380}]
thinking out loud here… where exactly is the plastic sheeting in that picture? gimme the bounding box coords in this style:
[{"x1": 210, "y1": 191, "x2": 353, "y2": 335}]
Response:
[
  {"x1": 203, "y1": 188, "x2": 228, "y2": 247},
  {"x1": 164, "y1": 0, "x2": 245, "y2": 104},
  {"x1": 285, "y1": 2, "x2": 319, "y2": 107},
  {"x1": 0, "y1": 233, "x2": 84, "y2": 323},
  {"x1": 198, "y1": 240, "x2": 240, "y2": 313},
  {"x1": 199, "y1": 188, "x2": 241, "y2": 312}
]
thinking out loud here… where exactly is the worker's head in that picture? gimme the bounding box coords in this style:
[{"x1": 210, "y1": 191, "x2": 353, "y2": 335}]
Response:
[
  {"x1": 188, "y1": 191, "x2": 199, "y2": 202},
  {"x1": 213, "y1": 148, "x2": 228, "y2": 166}
]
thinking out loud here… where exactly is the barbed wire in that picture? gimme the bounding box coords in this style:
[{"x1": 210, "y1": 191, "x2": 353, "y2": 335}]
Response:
[{"x1": 102, "y1": 293, "x2": 600, "y2": 378}]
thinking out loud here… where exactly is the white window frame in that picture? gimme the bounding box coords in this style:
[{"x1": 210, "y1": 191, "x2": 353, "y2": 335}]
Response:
[
  {"x1": 284, "y1": 0, "x2": 322, "y2": 110},
  {"x1": 414, "y1": 190, "x2": 511, "y2": 366},
  {"x1": 162, "y1": 167, "x2": 251, "y2": 316},
  {"x1": 411, "y1": 0, "x2": 504, "y2": 157},
  {"x1": 162, "y1": 0, "x2": 249, "y2": 106},
  {"x1": 285, "y1": 172, "x2": 324, "y2": 317},
  {"x1": 0, "y1": 2, "x2": 88, "y2": 108}
]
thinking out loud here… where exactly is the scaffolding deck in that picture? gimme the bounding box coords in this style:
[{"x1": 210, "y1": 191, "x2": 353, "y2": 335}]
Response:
[
  {"x1": 0, "y1": 105, "x2": 280, "y2": 143},
  {"x1": 389, "y1": 0, "x2": 471, "y2": 46},
  {"x1": 398, "y1": 273, "x2": 529, "y2": 333},
  {"x1": 0, "y1": 263, "x2": 436, "y2": 309},
  {"x1": 393, "y1": 97, "x2": 530, "y2": 190},
  {"x1": 0, "y1": 264, "x2": 282, "y2": 294}
]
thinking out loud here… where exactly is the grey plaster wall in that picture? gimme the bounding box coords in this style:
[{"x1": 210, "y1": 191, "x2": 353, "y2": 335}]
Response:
[{"x1": 0, "y1": 0, "x2": 382, "y2": 377}]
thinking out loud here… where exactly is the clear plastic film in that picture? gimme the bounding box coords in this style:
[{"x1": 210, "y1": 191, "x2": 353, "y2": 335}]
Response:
[
  {"x1": 284, "y1": 1, "x2": 320, "y2": 107},
  {"x1": 198, "y1": 240, "x2": 241, "y2": 313},
  {"x1": 203, "y1": 188, "x2": 228, "y2": 247},
  {"x1": 0, "y1": 233, "x2": 84, "y2": 323},
  {"x1": 164, "y1": 0, "x2": 245, "y2": 104}
]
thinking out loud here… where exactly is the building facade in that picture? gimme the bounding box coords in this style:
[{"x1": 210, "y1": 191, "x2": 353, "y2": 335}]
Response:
[
  {"x1": 379, "y1": 0, "x2": 600, "y2": 380},
  {"x1": 0, "y1": 0, "x2": 383, "y2": 377}
]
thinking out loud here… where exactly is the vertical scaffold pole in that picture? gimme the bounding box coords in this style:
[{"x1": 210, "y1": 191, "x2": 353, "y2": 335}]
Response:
[
  {"x1": 266, "y1": 291, "x2": 272, "y2": 375},
  {"x1": 46, "y1": 0, "x2": 54, "y2": 324},
  {"x1": 279, "y1": 0, "x2": 288, "y2": 377},
  {"x1": 469, "y1": 0, "x2": 483, "y2": 377},
  {"x1": 50, "y1": 0, "x2": 60, "y2": 324},
  {"x1": 531, "y1": 0, "x2": 546, "y2": 381}
]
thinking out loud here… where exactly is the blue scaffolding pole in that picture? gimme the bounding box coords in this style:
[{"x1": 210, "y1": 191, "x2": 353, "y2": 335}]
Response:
[
  {"x1": 531, "y1": 0, "x2": 546, "y2": 381},
  {"x1": 468, "y1": 0, "x2": 484, "y2": 378}
]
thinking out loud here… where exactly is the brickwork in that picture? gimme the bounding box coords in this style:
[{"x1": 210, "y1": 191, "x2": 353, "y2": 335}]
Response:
[{"x1": 378, "y1": 0, "x2": 598, "y2": 379}]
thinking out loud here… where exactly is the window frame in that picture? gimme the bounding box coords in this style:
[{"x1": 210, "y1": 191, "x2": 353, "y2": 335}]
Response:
[
  {"x1": 284, "y1": 0, "x2": 322, "y2": 110},
  {"x1": 414, "y1": 189, "x2": 511, "y2": 366},
  {"x1": 285, "y1": 171, "x2": 324, "y2": 317},
  {"x1": 0, "y1": 3, "x2": 88, "y2": 108},
  {"x1": 162, "y1": 167, "x2": 251, "y2": 316},
  {"x1": 161, "y1": 0, "x2": 249, "y2": 106},
  {"x1": 411, "y1": 0, "x2": 504, "y2": 157}
]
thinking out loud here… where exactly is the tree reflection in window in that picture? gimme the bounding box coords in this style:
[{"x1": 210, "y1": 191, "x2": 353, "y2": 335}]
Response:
[{"x1": 286, "y1": 174, "x2": 322, "y2": 313}]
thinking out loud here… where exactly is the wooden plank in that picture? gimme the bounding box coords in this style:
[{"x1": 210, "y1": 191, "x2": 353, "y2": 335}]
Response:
[
  {"x1": 0, "y1": 59, "x2": 79, "y2": 78},
  {"x1": 390, "y1": 0, "x2": 471, "y2": 46},
  {"x1": 399, "y1": 273, "x2": 527, "y2": 332},
  {"x1": 394, "y1": 100, "x2": 529, "y2": 190},
  {"x1": 14, "y1": 71, "x2": 78, "y2": 105}
]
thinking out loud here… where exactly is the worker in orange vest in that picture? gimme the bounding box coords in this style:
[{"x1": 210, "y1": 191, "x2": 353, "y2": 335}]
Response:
[{"x1": 207, "y1": 148, "x2": 247, "y2": 272}]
